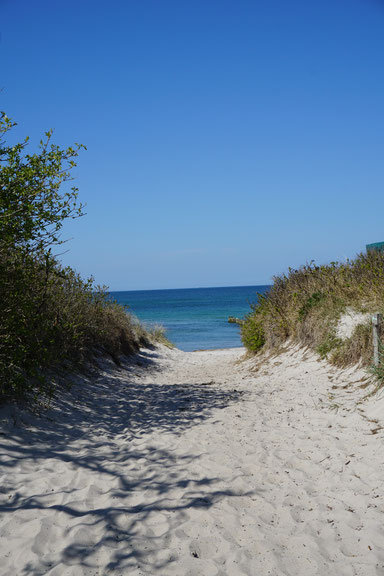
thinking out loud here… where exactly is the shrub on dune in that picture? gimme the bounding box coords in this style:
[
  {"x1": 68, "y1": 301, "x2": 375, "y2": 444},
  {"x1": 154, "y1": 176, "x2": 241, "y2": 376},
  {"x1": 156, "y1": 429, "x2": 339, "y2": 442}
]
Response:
[{"x1": 0, "y1": 113, "x2": 156, "y2": 403}]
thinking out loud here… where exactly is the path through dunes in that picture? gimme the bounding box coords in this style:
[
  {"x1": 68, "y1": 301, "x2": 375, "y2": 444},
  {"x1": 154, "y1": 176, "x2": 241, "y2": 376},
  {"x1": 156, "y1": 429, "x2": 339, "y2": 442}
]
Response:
[{"x1": 1, "y1": 346, "x2": 384, "y2": 575}]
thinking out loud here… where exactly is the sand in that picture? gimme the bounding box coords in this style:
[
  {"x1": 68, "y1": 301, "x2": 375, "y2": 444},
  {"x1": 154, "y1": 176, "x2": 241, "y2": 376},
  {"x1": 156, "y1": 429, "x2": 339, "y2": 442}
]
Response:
[
  {"x1": 1, "y1": 344, "x2": 384, "y2": 576},
  {"x1": 336, "y1": 308, "x2": 372, "y2": 340}
]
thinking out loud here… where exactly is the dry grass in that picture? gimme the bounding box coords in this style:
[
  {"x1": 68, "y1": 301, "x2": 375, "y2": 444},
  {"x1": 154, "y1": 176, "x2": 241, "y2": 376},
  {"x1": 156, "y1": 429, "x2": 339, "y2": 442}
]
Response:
[
  {"x1": 0, "y1": 248, "x2": 166, "y2": 402},
  {"x1": 241, "y1": 251, "x2": 384, "y2": 375}
]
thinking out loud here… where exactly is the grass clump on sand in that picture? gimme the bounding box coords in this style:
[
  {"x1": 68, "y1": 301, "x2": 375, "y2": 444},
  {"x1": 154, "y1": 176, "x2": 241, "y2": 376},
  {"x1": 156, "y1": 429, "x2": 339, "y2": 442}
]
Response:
[
  {"x1": 147, "y1": 324, "x2": 175, "y2": 348},
  {"x1": 0, "y1": 113, "x2": 164, "y2": 403},
  {"x1": 241, "y1": 253, "x2": 384, "y2": 376}
]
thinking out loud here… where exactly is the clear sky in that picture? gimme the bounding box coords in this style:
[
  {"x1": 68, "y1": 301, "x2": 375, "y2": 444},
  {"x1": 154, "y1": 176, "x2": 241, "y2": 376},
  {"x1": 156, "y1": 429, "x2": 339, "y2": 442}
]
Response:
[{"x1": 1, "y1": 0, "x2": 384, "y2": 290}]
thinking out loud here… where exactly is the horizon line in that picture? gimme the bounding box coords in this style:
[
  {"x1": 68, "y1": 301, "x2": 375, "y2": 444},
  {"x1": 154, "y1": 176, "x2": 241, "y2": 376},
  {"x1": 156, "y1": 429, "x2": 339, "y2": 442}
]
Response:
[{"x1": 108, "y1": 283, "x2": 272, "y2": 293}]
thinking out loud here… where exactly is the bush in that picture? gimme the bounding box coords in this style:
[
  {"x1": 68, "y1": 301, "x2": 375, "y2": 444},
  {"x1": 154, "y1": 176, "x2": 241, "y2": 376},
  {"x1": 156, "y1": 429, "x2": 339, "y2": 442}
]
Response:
[
  {"x1": 0, "y1": 113, "x2": 157, "y2": 403},
  {"x1": 241, "y1": 305, "x2": 266, "y2": 352}
]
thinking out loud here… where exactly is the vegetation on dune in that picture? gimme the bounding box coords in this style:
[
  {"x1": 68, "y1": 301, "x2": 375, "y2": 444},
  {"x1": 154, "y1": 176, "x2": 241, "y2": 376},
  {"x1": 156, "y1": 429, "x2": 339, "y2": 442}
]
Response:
[
  {"x1": 241, "y1": 252, "x2": 384, "y2": 381},
  {"x1": 0, "y1": 113, "x2": 163, "y2": 403}
]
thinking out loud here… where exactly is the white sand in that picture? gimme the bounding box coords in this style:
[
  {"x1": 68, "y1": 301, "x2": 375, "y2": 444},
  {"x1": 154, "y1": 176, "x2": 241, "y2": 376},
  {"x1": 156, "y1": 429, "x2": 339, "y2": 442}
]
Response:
[
  {"x1": 1, "y1": 345, "x2": 384, "y2": 576},
  {"x1": 336, "y1": 308, "x2": 371, "y2": 340}
]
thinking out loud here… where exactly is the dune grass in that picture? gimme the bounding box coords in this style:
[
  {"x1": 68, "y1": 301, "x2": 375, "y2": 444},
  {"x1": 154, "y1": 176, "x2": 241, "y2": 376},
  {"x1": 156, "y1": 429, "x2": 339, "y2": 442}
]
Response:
[
  {"x1": 241, "y1": 252, "x2": 384, "y2": 378},
  {"x1": 0, "y1": 247, "x2": 168, "y2": 403}
]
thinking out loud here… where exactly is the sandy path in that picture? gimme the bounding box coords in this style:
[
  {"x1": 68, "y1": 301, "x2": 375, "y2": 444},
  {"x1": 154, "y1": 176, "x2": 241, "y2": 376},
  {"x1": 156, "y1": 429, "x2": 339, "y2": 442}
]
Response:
[{"x1": 1, "y1": 345, "x2": 384, "y2": 575}]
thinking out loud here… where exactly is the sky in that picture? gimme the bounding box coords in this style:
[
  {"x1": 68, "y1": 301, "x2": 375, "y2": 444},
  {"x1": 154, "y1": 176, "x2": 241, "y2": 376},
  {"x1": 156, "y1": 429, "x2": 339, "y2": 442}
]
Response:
[{"x1": 1, "y1": 0, "x2": 384, "y2": 290}]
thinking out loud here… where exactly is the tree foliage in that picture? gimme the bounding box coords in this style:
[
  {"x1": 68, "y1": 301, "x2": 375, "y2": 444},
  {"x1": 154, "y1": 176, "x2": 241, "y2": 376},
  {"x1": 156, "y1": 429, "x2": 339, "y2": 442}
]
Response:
[{"x1": 0, "y1": 112, "x2": 85, "y2": 252}]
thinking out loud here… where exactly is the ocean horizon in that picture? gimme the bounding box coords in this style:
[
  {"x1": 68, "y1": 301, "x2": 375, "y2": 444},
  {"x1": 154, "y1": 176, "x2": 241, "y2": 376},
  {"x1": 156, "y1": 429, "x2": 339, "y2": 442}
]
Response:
[{"x1": 110, "y1": 285, "x2": 270, "y2": 352}]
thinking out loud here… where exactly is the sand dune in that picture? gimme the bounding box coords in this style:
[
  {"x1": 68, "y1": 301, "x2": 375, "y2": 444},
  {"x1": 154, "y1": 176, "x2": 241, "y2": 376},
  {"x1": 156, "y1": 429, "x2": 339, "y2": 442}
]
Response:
[{"x1": 1, "y1": 345, "x2": 384, "y2": 575}]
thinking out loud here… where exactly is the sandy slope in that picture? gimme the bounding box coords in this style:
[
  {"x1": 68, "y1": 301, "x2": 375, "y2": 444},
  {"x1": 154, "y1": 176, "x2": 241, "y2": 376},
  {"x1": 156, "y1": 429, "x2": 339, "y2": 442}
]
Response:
[{"x1": 1, "y1": 345, "x2": 384, "y2": 576}]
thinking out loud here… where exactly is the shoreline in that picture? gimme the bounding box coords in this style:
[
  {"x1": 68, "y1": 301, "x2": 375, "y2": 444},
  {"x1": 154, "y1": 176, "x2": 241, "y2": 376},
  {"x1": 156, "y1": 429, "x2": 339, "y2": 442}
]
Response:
[
  {"x1": 191, "y1": 346, "x2": 244, "y2": 352},
  {"x1": 1, "y1": 344, "x2": 383, "y2": 575}
]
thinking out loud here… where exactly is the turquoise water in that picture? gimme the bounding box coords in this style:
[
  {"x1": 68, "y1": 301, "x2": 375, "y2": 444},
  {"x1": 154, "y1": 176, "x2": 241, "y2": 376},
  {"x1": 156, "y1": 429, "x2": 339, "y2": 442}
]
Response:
[{"x1": 110, "y1": 285, "x2": 270, "y2": 352}]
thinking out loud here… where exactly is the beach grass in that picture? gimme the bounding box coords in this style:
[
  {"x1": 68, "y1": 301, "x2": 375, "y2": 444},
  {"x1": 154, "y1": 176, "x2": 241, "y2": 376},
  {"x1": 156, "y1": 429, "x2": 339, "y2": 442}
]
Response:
[
  {"x1": 0, "y1": 247, "x2": 164, "y2": 402},
  {"x1": 241, "y1": 251, "x2": 384, "y2": 382}
]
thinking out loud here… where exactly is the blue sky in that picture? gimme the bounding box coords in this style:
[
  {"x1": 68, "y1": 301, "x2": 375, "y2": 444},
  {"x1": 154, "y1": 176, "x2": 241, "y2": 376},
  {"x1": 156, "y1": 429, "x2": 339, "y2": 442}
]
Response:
[{"x1": 1, "y1": 0, "x2": 384, "y2": 289}]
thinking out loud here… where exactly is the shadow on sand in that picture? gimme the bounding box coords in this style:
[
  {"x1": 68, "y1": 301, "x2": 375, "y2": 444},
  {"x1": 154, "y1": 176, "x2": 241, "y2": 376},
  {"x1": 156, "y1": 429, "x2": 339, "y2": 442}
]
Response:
[{"x1": 0, "y1": 349, "x2": 253, "y2": 575}]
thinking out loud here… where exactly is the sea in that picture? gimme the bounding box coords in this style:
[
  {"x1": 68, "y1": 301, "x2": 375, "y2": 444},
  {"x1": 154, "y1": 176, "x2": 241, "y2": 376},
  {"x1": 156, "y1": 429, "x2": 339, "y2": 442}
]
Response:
[{"x1": 110, "y1": 285, "x2": 270, "y2": 352}]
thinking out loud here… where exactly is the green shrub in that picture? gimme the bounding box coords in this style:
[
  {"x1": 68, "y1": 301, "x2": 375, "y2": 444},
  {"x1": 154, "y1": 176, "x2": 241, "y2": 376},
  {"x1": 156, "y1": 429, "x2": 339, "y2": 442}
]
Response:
[
  {"x1": 241, "y1": 309, "x2": 266, "y2": 352},
  {"x1": 0, "y1": 113, "x2": 158, "y2": 403}
]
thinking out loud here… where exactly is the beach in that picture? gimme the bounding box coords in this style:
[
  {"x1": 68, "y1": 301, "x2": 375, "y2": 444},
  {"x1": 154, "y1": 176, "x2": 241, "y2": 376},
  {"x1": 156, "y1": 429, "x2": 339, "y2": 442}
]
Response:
[{"x1": 1, "y1": 345, "x2": 384, "y2": 575}]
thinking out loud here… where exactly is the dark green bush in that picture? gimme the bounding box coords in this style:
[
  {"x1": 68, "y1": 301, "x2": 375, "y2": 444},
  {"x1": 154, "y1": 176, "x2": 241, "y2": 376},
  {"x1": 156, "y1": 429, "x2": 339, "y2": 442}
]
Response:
[{"x1": 241, "y1": 306, "x2": 265, "y2": 352}]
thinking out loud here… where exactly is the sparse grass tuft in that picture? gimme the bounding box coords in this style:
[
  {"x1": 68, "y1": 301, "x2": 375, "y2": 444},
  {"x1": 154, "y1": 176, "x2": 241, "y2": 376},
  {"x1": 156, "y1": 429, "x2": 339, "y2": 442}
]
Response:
[
  {"x1": 316, "y1": 332, "x2": 343, "y2": 359},
  {"x1": 370, "y1": 345, "x2": 384, "y2": 393},
  {"x1": 147, "y1": 324, "x2": 175, "y2": 348}
]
